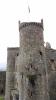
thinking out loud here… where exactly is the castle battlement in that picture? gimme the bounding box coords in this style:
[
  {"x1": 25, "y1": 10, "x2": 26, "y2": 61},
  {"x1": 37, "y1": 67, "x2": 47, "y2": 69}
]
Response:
[
  {"x1": 7, "y1": 47, "x2": 19, "y2": 50},
  {"x1": 19, "y1": 22, "x2": 43, "y2": 31}
]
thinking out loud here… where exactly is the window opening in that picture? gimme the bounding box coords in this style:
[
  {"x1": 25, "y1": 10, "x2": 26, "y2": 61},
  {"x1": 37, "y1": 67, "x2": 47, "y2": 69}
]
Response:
[
  {"x1": 50, "y1": 59, "x2": 54, "y2": 62},
  {"x1": 31, "y1": 91, "x2": 32, "y2": 96},
  {"x1": 0, "y1": 88, "x2": 4, "y2": 94},
  {"x1": 27, "y1": 75, "x2": 36, "y2": 87},
  {"x1": 30, "y1": 64, "x2": 32, "y2": 68},
  {"x1": 17, "y1": 53, "x2": 19, "y2": 56},
  {"x1": 39, "y1": 51, "x2": 42, "y2": 56}
]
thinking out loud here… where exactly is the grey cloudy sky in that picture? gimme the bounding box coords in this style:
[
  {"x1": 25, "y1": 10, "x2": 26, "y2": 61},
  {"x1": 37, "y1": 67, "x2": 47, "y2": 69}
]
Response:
[{"x1": 0, "y1": 0, "x2": 56, "y2": 69}]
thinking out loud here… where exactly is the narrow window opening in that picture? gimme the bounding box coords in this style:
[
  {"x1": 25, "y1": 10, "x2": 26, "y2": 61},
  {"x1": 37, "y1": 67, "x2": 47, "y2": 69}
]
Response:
[
  {"x1": 22, "y1": 73, "x2": 23, "y2": 78},
  {"x1": 39, "y1": 51, "x2": 42, "y2": 56},
  {"x1": 30, "y1": 64, "x2": 32, "y2": 68},
  {"x1": 31, "y1": 91, "x2": 32, "y2": 96},
  {"x1": 29, "y1": 76, "x2": 35, "y2": 87},
  {"x1": 17, "y1": 53, "x2": 19, "y2": 56},
  {"x1": 50, "y1": 59, "x2": 54, "y2": 62},
  {"x1": 15, "y1": 94, "x2": 19, "y2": 100},
  {"x1": 1, "y1": 89, "x2": 4, "y2": 94},
  {"x1": 10, "y1": 94, "x2": 13, "y2": 100}
]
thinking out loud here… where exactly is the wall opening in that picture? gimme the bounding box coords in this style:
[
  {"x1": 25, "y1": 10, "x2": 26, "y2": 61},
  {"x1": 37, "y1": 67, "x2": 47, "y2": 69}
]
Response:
[
  {"x1": 0, "y1": 88, "x2": 4, "y2": 95},
  {"x1": 15, "y1": 94, "x2": 19, "y2": 100},
  {"x1": 29, "y1": 78, "x2": 35, "y2": 87},
  {"x1": 30, "y1": 64, "x2": 32, "y2": 68},
  {"x1": 10, "y1": 94, "x2": 13, "y2": 100},
  {"x1": 27, "y1": 75, "x2": 36, "y2": 87},
  {"x1": 17, "y1": 53, "x2": 19, "y2": 56},
  {"x1": 39, "y1": 51, "x2": 42, "y2": 56},
  {"x1": 50, "y1": 59, "x2": 54, "y2": 63}
]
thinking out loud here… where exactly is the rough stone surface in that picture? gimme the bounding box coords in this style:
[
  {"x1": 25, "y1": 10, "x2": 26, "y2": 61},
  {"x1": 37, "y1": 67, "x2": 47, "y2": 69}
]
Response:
[
  {"x1": 5, "y1": 48, "x2": 19, "y2": 100},
  {"x1": 0, "y1": 71, "x2": 6, "y2": 95},
  {"x1": 5, "y1": 20, "x2": 56, "y2": 100},
  {"x1": 45, "y1": 48, "x2": 56, "y2": 100}
]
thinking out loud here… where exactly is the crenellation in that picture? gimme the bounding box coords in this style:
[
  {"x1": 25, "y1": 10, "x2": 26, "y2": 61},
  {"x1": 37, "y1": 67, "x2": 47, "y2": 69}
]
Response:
[{"x1": 19, "y1": 22, "x2": 43, "y2": 31}]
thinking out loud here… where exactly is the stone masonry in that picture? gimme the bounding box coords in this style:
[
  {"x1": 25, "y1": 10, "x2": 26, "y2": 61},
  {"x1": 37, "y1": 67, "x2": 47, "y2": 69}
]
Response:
[
  {"x1": 5, "y1": 19, "x2": 56, "y2": 100},
  {"x1": 0, "y1": 71, "x2": 6, "y2": 95}
]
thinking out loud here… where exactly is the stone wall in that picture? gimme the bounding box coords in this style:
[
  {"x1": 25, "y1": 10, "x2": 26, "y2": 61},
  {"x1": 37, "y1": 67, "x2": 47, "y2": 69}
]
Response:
[
  {"x1": 4, "y1": 47, "x2": 56, "y2": 100},
  {"x1": 45, "y1": 48, "x2": 56, "y2": 100},
  {"x1": 0, "y1": 71, "x2": 6, "y2": 95},
  {"x1": 16, "y1": 20, "x2": 49, "y2": 100},
  {"x1": 5, "y1": 47, "x2": 19, "y2": 100}
]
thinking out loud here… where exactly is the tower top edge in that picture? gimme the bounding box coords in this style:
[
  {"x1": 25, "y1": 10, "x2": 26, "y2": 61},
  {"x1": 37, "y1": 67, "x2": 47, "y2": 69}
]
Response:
[
  {"x1": 19, "y1": 21, "x2": 43, "y2": 31},
  {"x1": 7, "y1": 47, "x2": 19, "y2": 50}
]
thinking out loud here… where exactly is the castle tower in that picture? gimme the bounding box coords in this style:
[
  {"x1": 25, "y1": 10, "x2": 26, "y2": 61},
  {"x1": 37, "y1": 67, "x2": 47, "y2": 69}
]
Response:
[
  {"x1": 17, "y1": 20, "x2": 49, "y2": 100},
  {"x1": 5, "y1": 48, "x2": 19, "y2": 100}
]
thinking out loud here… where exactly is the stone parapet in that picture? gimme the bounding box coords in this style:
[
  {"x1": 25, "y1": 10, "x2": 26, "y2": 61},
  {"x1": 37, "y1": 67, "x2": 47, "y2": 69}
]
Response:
[{"x1": 19, "y1": 22, "x2": 43, "y2": 31}]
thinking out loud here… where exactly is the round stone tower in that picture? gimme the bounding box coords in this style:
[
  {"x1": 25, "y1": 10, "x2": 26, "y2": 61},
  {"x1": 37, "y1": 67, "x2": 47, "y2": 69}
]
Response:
[{"x1": 17, "y1": 20, "x2": 49, "y2": 100}]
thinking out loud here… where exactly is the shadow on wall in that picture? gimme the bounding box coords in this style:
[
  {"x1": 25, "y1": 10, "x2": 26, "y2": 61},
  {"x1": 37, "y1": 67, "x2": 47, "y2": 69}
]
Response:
[{"x1": 49, "y1": 72, "x2": 56, "y2": 100}]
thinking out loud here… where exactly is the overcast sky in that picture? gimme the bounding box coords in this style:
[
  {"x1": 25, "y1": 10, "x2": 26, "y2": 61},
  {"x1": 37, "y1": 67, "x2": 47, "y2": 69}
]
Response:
[{"x1": 0, "y1": 0, "x2": 56, "y2": 69}]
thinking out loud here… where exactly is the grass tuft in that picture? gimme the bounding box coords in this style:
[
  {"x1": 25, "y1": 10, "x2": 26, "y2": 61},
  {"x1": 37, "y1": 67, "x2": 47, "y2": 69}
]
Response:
[{"x1": 0, "y1": 96, "x2": 4, "y2": 100}]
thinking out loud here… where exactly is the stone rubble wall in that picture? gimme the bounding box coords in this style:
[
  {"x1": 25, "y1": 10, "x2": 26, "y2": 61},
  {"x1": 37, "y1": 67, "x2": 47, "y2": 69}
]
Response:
[
  {"x1": 5, "y1": 48, "x2": 19, "y2": 100},
  {"x1": 16, "y1": 20, "x2": 49, "y2": 100}
]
